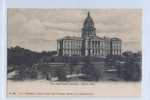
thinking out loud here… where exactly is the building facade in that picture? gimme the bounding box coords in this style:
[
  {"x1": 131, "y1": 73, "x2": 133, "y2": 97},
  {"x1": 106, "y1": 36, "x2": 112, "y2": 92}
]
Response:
[{"x1": 57, "y1": 12, "x2": 122, "y2": 57}]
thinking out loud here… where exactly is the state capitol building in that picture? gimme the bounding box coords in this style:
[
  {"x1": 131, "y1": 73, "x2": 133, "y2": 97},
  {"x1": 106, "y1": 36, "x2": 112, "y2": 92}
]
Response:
[{"x1": 57, "y1": 12, "x2": 122, "y2": 57}]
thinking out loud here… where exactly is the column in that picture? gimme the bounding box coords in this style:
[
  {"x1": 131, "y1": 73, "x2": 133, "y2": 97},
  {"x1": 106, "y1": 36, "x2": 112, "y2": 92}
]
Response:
[
  {"x1": 57, "y1": 41, "x2": 59, "y2": 55},
  {"x1": 99, "y1": 41, "x2": 100, "y2": 55}
]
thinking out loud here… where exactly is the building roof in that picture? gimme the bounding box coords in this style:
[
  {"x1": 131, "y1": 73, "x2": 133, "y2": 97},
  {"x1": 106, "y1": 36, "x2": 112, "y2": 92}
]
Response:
[
  {"x1": 58, "y1": 36, "x2": 82, "y2": 40},
  {"x1": 111, "y1": 37, "x2": 121, "y2": 41},
  {"x1": 95, "y1": 36, "x2": 104, "y2": 40}
]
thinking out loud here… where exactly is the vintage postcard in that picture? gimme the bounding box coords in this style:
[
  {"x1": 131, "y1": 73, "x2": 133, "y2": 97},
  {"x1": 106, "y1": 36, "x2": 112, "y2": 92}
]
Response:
[{"x1": 7, "y1": 9, "x2": 142, "y2": 96}]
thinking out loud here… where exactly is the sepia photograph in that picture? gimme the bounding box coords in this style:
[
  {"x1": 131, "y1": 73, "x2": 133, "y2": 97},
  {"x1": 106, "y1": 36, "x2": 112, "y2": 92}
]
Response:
[{"x1": 7, "y1": 9, "x2": 142, "y2": 96}]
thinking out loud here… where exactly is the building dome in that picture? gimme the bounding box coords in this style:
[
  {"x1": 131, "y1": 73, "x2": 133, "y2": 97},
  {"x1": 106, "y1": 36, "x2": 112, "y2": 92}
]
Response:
[
  {"x1": 83, "y1": 12, "x2": 94, "y2": 28},
  {"x1": 82, "y1": 12, "x2": 96, "y2": 38}
]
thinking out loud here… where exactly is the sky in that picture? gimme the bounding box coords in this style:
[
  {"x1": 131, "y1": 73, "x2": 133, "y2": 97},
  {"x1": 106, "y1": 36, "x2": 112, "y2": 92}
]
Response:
[{"x1": 7, "y1": 9, "x2": 142, "y2": 52}]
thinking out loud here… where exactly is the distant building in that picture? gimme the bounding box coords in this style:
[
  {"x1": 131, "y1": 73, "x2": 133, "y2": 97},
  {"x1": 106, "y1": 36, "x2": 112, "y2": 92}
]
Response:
[{"x1": 57, "y1": 12, "x2": 122, "y2": 57}]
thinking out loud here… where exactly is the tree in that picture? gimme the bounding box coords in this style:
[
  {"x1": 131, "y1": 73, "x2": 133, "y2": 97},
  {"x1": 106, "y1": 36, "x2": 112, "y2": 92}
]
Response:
[
  {"x1": 122, "y1": 51, "x2": 134, "y2": 57},
  {"x1": 120, "y1": 57, "x2": 141, "y2": 81},
  {"x1": 55, "y1": 68, "x2": 67, "y2": 81},
  {"x1": 7, "y1": 46, "x2": 57, "y2": 80}
]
